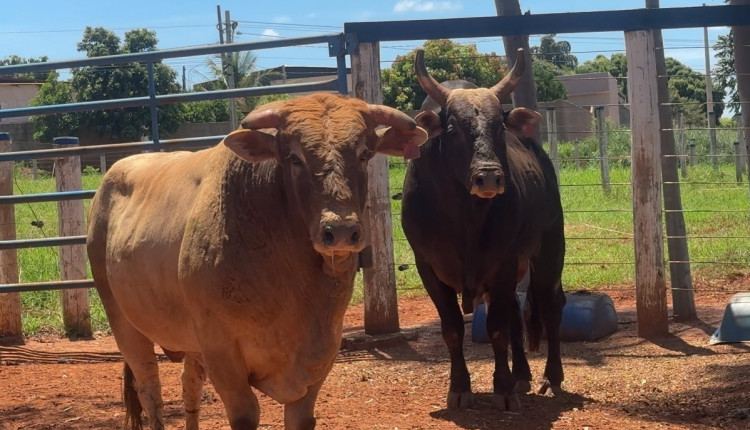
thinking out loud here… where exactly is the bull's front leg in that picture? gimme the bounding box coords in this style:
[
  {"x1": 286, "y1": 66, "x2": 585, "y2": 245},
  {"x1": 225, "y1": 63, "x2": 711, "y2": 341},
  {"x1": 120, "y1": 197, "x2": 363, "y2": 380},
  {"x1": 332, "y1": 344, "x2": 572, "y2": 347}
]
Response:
[
  {"x1": 488, "y1": 266, "x2": 523, "y2": 411},
  {"x1": 283, "y1": 373, "x2": 328, "y2": 430},
  {"x1": 415, "y1": 259, "x2": 474, "y2": 408}
]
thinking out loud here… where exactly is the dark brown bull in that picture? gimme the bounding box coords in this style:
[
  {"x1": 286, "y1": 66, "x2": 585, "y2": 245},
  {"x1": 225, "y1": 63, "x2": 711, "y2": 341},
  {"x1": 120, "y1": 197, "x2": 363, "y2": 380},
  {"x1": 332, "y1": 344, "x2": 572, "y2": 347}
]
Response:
[
  {"x1": 86, "y1": 93, "x2": 428, "y2": 430},
  {"x1": 401, "y1": 48, "x2": 566, "y2": 411}
]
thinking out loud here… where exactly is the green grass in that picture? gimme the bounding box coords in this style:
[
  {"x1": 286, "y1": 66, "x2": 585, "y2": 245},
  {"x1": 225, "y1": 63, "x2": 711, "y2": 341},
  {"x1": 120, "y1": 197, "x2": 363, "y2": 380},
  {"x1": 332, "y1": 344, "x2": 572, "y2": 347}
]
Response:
[{"x1": 8, "y1": 153, "x2": 750, "y2": 336}]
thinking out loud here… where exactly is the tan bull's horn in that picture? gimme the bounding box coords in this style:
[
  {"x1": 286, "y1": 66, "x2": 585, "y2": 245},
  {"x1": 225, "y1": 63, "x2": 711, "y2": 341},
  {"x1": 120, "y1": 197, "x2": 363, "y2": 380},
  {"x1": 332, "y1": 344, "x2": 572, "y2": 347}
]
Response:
[
  {"x1": 414, "y1": 49, "x2": 450, "y2": 107},
  {"x1": 490, "y1": 47, "x2": 526, "y2": 103},
  {"x1": 368, "y1": 104, "x2": 417, "y2": 130},
  {"x1": 241, "y1": 108, "x2": 283, "y2": 130}
]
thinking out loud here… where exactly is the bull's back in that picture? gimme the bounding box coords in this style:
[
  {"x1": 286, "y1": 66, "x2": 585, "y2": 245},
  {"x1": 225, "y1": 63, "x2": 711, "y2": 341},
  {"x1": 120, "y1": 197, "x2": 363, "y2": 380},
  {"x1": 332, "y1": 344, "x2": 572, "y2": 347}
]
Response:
[{"x1": 87, "y1": 148, "x2": 219, "y2": 350}]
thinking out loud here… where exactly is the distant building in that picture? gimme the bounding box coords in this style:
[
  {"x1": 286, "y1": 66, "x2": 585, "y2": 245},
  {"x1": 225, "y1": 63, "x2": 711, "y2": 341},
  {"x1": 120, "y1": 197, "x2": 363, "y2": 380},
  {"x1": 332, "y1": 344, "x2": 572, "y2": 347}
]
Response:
[
  {"x1": 0, "y1": 76, "x2": 44, "y2": 124},
  {"x1": 558, "y1": 72, "x2": 629, "y2": 127},
  {"x1": 264, "y1": 65, "x2": 352, "y2": 96}
]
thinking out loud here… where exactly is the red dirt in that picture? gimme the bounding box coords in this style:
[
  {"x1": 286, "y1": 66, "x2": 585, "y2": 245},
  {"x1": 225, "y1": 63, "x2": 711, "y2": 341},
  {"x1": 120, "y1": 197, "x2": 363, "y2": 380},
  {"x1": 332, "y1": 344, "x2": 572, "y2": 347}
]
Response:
[{"x1": 2, "y1": 280, "x2": 749, "y2": 430}]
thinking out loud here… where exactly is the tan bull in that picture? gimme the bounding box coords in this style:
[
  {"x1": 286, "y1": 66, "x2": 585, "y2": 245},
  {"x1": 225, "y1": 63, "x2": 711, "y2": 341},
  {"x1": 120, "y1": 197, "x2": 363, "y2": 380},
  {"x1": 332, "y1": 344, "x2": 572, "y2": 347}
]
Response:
[{"x1": 86, "y1": 93, "x2": 427, "y2": 430}]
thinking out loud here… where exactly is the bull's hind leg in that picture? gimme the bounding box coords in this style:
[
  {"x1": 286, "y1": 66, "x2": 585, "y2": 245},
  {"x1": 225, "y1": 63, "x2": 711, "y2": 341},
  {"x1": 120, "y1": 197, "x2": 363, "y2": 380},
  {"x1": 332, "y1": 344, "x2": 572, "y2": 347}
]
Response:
[
  {"x1": 182, "y1": 353, "x2": 206, "y2": 430},
  {"x1": 98, "y1": 287, "x2": 165, "y2": 430},
  {"x1": 415, "y1": 258, "x2": 474, "y2": 409},
  {"x1": 529, "y1": 253, "x2": 566, "y2": 396},
  {"x1": 284, "y1": 377, "x2": 326, "y2": 430}
]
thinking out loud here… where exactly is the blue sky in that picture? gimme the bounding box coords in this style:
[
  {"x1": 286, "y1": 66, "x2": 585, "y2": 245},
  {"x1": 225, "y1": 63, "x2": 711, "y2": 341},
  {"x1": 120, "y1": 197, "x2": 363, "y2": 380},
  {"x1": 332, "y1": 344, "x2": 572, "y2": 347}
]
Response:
[{"x1": 0, "y1": 0, "x2": 732, "y2": 89}]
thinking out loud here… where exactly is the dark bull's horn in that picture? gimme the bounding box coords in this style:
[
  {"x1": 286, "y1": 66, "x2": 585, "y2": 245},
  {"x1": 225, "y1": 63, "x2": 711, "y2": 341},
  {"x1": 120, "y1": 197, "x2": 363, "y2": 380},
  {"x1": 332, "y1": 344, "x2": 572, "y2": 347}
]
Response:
[
  {"x1": 490, "y1": 47, "x2": 526, "y2": 102},
  {"x1": 368, "y1": 104, "x2": 417, "y2": 130},
  {"x1": 414, "y1": 49, "x2": 450, "y2": 107}
]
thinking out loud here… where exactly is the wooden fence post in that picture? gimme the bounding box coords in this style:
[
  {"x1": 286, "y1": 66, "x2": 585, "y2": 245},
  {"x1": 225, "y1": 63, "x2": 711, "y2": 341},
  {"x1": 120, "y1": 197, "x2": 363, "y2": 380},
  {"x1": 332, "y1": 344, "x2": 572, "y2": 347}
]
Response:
[
  {"x1": 546, "y1": 107, "x2": 560, "y2": 182},
  {"x1": 53, "y1": 136, "x2": 91, "y2": 337},
  {"x1": 0, "y1": 132, "x2": 23, "y2": 341},
  {"x1": 595, "y1": 106, "x2": 611, "y2": 193},
  {"x1": 649, "y1": 0, "x2": 696, "y2": 322},
  {"x1": 573, "y1": 139, "x2": 581, "y2": 169},
  {"x1": 350, "y1": 41, "x2": 400, "y2": 335},
  {"x1": 99, "y1": 153, "x2": 107, "y2": 174},
  {"x1": 625, "y1": 29, "x2": 669, "y2": 338}
]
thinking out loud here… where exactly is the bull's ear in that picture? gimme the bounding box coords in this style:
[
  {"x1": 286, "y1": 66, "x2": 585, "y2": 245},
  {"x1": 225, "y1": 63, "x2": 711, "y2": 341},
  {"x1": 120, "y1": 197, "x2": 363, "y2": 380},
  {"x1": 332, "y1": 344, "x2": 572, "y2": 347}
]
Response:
[
  {"x1": 505, "y1": 107, "x2": 542, "y2": 139},
  {"x1": 223, "y1": 128, "x2": 279, "y2": 163},
  {"x1": 374, "y1": 125, "x2": 428, "y2": 160},
  {"x1": 414, "y1": 111, "x2": 443, "y2": 139}
]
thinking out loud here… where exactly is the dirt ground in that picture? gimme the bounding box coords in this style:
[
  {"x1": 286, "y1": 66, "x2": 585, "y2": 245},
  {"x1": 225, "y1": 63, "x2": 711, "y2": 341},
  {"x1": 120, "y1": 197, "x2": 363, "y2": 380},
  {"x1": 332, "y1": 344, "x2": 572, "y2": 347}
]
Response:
[{"x1": 2, "y1": 279, "x2": 750, "y2": 430}]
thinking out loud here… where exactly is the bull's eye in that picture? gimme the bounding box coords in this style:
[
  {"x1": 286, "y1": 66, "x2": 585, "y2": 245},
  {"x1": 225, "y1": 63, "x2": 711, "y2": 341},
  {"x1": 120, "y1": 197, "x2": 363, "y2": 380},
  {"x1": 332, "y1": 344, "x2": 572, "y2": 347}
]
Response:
[
  {"x1": 359, "y1": 149, "x2": 373, "y2": 162},
  {"x1": 289, "y1": 154, "x2": 303, "y2": 167}
]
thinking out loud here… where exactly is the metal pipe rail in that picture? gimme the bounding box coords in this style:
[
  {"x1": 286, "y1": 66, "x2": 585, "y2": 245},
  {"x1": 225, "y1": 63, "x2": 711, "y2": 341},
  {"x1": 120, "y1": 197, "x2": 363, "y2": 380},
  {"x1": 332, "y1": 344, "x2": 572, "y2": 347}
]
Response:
[
  {"x1": 0, "y1": 190, "x2": 96, "y2": 205},
  {"x1": 0, "y1": 79, "x2": 339, "y2": 120}
]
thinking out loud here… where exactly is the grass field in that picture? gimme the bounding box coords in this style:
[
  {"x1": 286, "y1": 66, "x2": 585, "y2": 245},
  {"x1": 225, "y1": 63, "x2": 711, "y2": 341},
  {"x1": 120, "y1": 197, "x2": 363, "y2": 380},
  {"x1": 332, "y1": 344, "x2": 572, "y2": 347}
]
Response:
[{"x1": 6, "y1": 140, "x2": 750, "y2": 335}]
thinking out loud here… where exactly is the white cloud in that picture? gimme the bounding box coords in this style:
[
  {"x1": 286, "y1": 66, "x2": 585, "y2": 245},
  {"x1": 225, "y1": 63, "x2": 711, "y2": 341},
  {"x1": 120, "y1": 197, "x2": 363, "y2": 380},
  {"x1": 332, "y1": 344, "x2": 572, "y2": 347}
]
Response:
[
  {"x1": 273, "y1": 16, "x2": 292, "y2": 24},
  {"x1": 262, "y1": 29, "x2": 280, "y2": 38},
  {"x1": 393, "y1": 0, "x2": 462, "y2": 13}
]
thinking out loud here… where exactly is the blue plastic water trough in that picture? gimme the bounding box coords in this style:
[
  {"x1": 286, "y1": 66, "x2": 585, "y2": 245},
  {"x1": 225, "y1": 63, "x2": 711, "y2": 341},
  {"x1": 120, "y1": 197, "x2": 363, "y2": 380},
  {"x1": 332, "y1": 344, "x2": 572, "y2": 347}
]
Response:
[
  {"x1": 709, "y1": 292, "x2": 750, "y2": 345},
  {"x1": 472, "y1": 290, "x2": 618, "y2": 343}
]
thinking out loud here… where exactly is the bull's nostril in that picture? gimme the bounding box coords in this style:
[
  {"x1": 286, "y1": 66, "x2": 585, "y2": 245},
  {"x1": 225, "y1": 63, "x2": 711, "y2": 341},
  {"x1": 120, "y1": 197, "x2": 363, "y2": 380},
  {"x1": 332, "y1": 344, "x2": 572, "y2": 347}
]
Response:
[
  {"x1": 495, "y1": 177, "x2": 502, "y2": 187},
  {"x1": 322, "y1": 228, "x2": 335, "y2": 245},
  {"x1": 350, "y1": 230, "x2": 361, "y2": 244},
  {"x1": 475, "y1": 177, "x2": 484, "y2": 187}
]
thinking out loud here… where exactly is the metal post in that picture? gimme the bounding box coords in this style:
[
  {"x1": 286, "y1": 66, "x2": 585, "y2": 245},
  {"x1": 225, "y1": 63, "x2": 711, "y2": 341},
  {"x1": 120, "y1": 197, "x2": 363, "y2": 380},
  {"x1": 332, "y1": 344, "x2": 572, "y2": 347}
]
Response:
[
  {"x1": 547, "y1": 107, "x2": 560, "y2": 183},
  {"x1": 53, "y1": 136, "x2": 92, "y2": 337},
  {"x1": 678, "y1": 109, "x2": 688, "y2": 178},
  {"x1": 735, "y1": 142, "x2": 743, "y2": 183},
  {"x1": 689, "y1": 139, "x2": 697, "y2": 166},
  {"x1": 595, "y1": 106, "x2": 611, "y2": 193},
  {"x1": 147, "y1": 62, "x2": 160, "y2": 148},
  {"x1": 0, "y1": 132, "x2": 23, "y2": 340}
]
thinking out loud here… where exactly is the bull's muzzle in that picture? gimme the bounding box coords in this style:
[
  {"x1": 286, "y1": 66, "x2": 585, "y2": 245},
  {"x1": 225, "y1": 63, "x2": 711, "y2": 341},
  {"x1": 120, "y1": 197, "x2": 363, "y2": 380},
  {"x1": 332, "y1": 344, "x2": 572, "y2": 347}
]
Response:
[
  {"x1": 470, "y1": 169, "x2": 506, "y2": 198},
  {"x1": 314, "y1": 212, "x2": 365, "y2": 256}
]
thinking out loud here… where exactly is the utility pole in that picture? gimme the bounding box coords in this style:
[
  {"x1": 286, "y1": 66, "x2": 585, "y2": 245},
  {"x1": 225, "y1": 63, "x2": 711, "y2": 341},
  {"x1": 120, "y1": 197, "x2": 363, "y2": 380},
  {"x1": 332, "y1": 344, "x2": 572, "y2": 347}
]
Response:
[
  {"x1": 704, "y1": 19, "x2": 719, "y2": 170},
  {"x1": 225, "y1": 9, "x2": 238, "y2": 130},
  {"x1": 182, "y1": 65, "x2": 187, "y2": 91}
]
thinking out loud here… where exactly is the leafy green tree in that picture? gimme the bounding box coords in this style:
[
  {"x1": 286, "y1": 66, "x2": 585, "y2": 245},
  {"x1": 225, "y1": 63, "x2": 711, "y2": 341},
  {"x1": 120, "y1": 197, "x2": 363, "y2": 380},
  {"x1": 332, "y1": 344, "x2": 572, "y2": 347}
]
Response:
[
  {"x1": 533, "y1": 59, "x2": 567, "y2": 102},
  {"x1": 181, "y1": 100, "x2": 230, "y2": 123},
  {"x1": 576, "y1": 53, "x2": 629, "y2": 97},
  {"x1": 1, "y1": 55, "x2": 50, "y2": 80},
  {"x1": 666, "y1": 57, "x2": 725, "y2": 125},
  {"x1": 29, "y1": 72, "x2": 79, "y2": 142},
  {"x1": 200, "y1": 50, "x2": 281, "y2": 116},
  {"x1": 381, "y1": 39, "x2": 509, "y2": 111},
  {"x1": 531, "y1": 35, "x2": 578, "y2": 71},
  {"x1": 714, "y1": 32, "x2": 739, "y2": 114},
  {"x1": 70, "y1": 27, "x2": 182, "y2": 141}
]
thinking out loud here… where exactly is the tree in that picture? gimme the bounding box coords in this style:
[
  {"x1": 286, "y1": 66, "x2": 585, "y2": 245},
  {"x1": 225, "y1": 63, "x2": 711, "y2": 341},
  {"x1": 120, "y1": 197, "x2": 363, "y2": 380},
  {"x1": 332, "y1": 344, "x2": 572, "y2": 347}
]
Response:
[
  {"x1": 576, "y1": 53, "x2": 629, "y2": 97},
  {"x1": 666, "y1": 57, "x2": 725, "y2": 125},
  {"x1": 533, "y1": 59, "x2": 568, "y2": 102},
  {"x1": 29, "y1": 72, "x2": 79, "y2": 142},
  {"x1": 531, "y1": 35, "x2": 578, "y2": 71},
  {"x1": 714, "y1": 32, "x2": 739, "y2": 114},
  {"x1": 1, "y1": 55, "x2": 50, "y2": 80},
  {"x1": 68, "y1": 27, "x2": 182, "y2": 142},
  {"x1": 381, "y1": 39, "x2": 509, "y2": 111},
  {"x1": 200, "y1": 50, "x2": 281, "y2": 116}
]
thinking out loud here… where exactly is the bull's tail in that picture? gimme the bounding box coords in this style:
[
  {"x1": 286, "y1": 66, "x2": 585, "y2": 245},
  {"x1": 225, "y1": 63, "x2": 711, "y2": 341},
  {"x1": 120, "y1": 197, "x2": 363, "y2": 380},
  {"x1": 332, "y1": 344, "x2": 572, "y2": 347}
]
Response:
[
  {"x1": 123, "y1": 362, "x2": 144, "y2": 430},
  {"x1": 524, "y1": 274, "x2": 544, "y2": 352}
]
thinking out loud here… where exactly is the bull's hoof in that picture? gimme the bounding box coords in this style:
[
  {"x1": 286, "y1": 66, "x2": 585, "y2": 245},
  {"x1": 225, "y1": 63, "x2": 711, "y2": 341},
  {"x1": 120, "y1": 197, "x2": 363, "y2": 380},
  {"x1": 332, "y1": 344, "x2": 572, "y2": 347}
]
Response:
[
  {"x1": 514, "y1": 379, "x2": 532, "y2": 393},
  {"x1": 447, "y1": 390, "x2": 475, "y2": 409},
  {"x1": 537, "y1": 379, "x2": 563, "y2": 397},
  {"x1": 492, "y1": 393, "x2": 520, "y2": 411}
]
